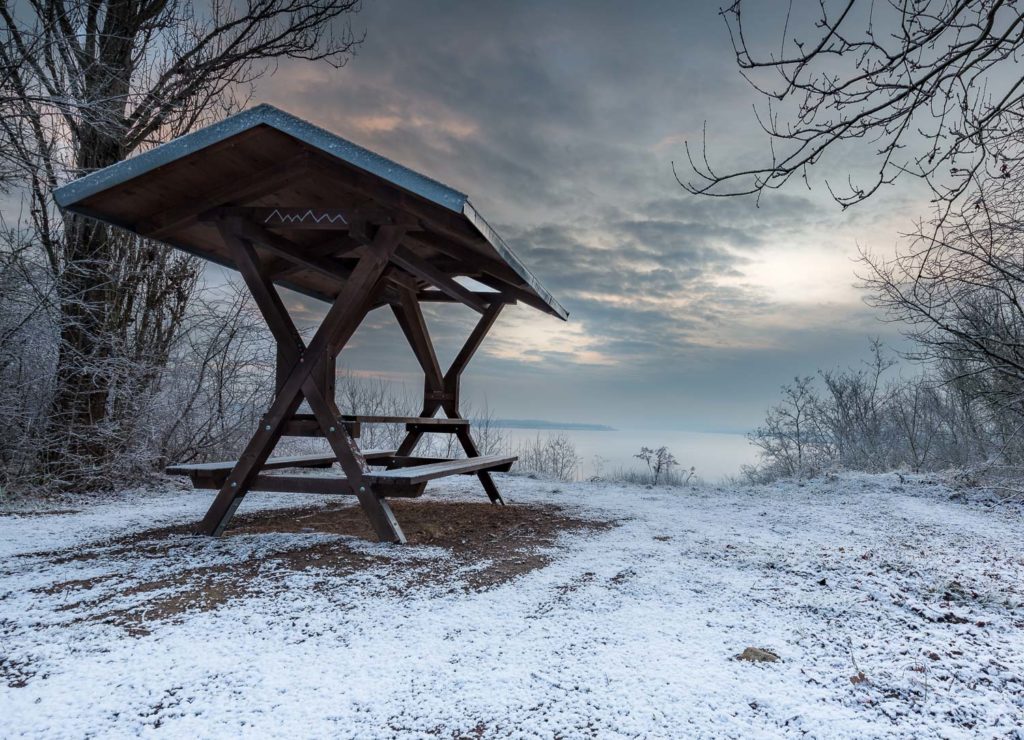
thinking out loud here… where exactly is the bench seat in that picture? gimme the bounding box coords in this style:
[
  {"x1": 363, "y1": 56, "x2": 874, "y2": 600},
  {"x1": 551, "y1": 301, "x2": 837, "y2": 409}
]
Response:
[
  {"x1": 167, "y1": 452, "x2": 517, "y2": 496},
  {"x1": 166, "y1": 450, "x2": 395, "y2": 479},
  {"x1": 366, "y1": 454, "x2": 517, "y2": 485}
]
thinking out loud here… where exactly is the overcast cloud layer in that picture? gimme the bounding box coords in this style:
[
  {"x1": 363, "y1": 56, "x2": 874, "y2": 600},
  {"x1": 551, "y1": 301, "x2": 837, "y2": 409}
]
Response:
[{"x1": 251, "y1": 0, "x2": 922, "y2": 431}]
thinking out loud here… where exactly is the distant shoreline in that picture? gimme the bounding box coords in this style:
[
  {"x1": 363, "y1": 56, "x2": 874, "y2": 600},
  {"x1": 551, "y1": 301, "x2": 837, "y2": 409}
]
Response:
[{"x1": 486, "y1": 419, "x2": 617, "y2": 432}]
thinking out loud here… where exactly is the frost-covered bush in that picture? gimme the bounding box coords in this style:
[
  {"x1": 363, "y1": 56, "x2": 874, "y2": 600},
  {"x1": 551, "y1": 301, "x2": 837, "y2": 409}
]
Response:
[
  {"x1": 510, "y1": 434, "x2": 581, "y2": 481},
  {"x1": 746, "y1": 341, "x2": 1019, "y2": 483},
  {"x1": 0, "y1": 239, "x2": 56, "y2": 493},
  {"x1": 608, "y1": 463, "x2": 698, "y2": 487}
]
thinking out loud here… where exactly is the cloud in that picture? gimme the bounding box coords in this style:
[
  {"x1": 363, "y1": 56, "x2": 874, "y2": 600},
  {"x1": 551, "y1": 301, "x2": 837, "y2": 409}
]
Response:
[{"x1": 245, "y1": 0, "x2": 917, "y2": 430}]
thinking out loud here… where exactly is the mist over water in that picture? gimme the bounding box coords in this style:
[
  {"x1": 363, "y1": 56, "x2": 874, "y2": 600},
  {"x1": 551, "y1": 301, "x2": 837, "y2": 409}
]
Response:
[{"x1": 500, "y1": 427, "x2": 758, "y2": 482}]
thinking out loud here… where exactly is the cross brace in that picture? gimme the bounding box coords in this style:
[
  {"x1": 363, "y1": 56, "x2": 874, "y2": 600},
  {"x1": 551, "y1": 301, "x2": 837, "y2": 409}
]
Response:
[
  {"x1": 199, "y1": 220, "x2": 408, "y2": 541},
  {"x1": 390, "y1": 288, "x2": 506, "y2": 504}
]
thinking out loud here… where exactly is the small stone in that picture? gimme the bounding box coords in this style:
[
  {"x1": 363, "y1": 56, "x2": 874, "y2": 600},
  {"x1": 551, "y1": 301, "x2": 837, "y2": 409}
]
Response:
[{"x1": 735, "y1": 647, "x2": 780, "y2": 663}]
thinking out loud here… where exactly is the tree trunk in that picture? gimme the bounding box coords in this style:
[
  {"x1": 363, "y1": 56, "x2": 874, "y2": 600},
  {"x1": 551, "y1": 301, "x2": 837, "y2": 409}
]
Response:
[{"x1": 46, "y1": 85, "x2": 131, "y2": 480}]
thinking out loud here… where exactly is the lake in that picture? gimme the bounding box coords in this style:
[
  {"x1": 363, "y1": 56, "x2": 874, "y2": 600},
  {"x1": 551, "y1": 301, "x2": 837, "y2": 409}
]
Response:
[{"x1": 499, "y1": 426, "x2": 758, "y2": 482}]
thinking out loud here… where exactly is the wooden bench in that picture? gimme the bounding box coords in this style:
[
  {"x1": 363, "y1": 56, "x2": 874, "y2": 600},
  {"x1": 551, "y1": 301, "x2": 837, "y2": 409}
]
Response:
[
  {"x1": 167, "y1": 450, "x2": 394, "y2": 486},
  {"x1": 166, "y1": 452, "x2": 516, "y2": 499},
  {"x1": 367, "y1": 454, "x2": 515, "y2": 485}
]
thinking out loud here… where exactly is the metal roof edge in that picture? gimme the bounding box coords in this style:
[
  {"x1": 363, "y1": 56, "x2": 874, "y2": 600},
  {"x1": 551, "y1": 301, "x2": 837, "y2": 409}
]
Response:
[{"x1": 462, "y1": 200, "x2": 568, "y2": 321}]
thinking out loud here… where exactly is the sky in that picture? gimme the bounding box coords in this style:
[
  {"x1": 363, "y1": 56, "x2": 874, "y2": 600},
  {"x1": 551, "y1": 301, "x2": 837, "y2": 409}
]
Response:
[{"x1": 242, "y1": 0, "x2": 927, "y2": 432}]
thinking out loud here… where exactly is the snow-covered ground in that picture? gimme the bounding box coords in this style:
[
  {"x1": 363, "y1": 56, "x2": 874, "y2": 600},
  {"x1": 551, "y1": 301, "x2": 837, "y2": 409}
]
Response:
[{"x1": 2, "y1": 472, "x2": 1022, "y2": 738}]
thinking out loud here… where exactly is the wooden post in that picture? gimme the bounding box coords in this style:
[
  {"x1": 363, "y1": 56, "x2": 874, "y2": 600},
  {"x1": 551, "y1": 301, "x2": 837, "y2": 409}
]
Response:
[{"x1": 391, "y1": 296, "x2": 506, "y2": 503}]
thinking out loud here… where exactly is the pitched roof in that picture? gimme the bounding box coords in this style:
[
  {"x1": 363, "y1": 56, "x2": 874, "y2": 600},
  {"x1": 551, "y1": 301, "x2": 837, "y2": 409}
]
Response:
[{"x1": 54, "y1": 104, "x2": 567, "y2": 319}]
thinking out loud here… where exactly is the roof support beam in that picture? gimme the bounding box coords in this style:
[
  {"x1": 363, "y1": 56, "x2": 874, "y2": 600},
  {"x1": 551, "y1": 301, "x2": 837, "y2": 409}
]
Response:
[
  {"x1": 409, "y1": 234, "x2": 555, "y2": 315},
  {"x1": 415, "y1": 290, "x2": 516, "y2": 305},
  {"x1": 231, "y1": 219, "x2": 354, "y2": 284},
  {"x1": 389, "y1": 300, "x2": 507, "y2": 504},
  {"x1": 224, "y1": 218, "x2": 410, "y2": 306},
  {"x1": 390, "y1": 247, "x2": 488, "y2": 314},
  {"x1": 474, "y1": 274, "x2": 553, "y2": 313},
  {"x1": 200, "y1": 221, "x2": 409, "y2": 541}
]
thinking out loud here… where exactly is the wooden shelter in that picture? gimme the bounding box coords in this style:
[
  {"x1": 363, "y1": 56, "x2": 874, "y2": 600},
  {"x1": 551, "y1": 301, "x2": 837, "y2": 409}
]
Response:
[{"x1": 54, "y1": 104, "x2": 567, "y2": 544}]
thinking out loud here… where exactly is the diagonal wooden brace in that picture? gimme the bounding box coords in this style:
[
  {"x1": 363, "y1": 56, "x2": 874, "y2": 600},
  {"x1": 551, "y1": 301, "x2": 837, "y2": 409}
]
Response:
[{"x1": 199, "y1": 221, "x2": 407, "y2": 540}]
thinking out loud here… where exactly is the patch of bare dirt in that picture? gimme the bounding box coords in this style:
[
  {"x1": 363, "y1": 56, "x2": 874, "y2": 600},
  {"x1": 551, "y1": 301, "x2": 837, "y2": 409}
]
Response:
[
  {"x1": 35, "y1": 501, "x2": 612, "y2": 636},
  {"x1": 0, "y1": 655, "x2": 37, "y2": 688}
]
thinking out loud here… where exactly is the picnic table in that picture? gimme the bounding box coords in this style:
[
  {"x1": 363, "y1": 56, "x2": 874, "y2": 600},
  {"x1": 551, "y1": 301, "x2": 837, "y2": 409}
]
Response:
[{"x1": 54, "y1": 105, "x2": 567, "y2": 543}]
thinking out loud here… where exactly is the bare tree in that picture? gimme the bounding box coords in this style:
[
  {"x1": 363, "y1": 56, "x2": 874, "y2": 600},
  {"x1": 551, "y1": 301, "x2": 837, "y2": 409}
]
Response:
[
  {"x1": 684, "y1": 1, "x2": 1024, "y2": 483},
  {"x1": 0, "y1": 0, "x2": 363, "y2": 488},
  {"x1": 154, "y1": 282, "x2": 277, "y2": 468},
  {"x1": 748, "y1": 375, "x2": 822, "y2": 479},
  {"x1": 861, "y1": 162, "x2": 1024, "y2": 455},
  {"x1": 514, "y1": 433, "x2": 581, "y2": 482},
  {"x1": 743, "y1": 340, "x2": 1024, "y2": 482},
  {"x1": 635, "y1": 445, "x2": 680, "y2": 485},
  {"x1": 681, "y1": 1, "x2": 1024, "y2": 209},
  {"x1": 815, "y1": 340, "x2": 896, "y2": 470},
  {"x1": 0, "y1": 221, "x2": 56, "y2": 491}
]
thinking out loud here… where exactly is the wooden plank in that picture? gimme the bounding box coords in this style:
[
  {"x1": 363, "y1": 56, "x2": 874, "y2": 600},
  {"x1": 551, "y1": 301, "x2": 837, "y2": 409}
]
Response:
[
  {"x1": 230, "y1": 219, "x2": 353, "y2": 284},
  {"x1": 366, "y1": 454, "x2": 517, "y2": 485},
  {"x1": 446, "y1": 303, "x2": 504, "y2": 390},
  {"x1": 474, "y1": 274, "x2": 553, "y2": 315},
  {"x1": 223, "y1": 224, "x2": 307, "y2": 348},
  {"x1": 405, "y1": 422, "x2": 472, "y2": 434},
  {"x1": 302, "y1": 233, "x2": 364, "y2": 258},
  {"x1": 400, "y1": 232, "x2": 556, "y2": 315},
  {"x1": 456, "y1": 427, "x2": 505, "y2": 504},
  {"x1": 387, "y1": 289, "x2": 507, "y2": 506},
  {"x1": 391, "y1": 288, "x2": 449, "y2": 460},
  {"x1": 281, "y1": 416, "x2": 360, "y2": 438},
  {"x1": 366, "y1": 455, "x2": 448, "y2": 468},
  {"x1": 404, "y1": 231, "x2": 555, "y2": 316},
  {"x1": 390, "y1": 248, "x2": 488, "y2": 313},
  {"x1": 310, "y1": 156, "x2": 476, "y2": 247},
  {"x1": 368, "y1": 455, "x2": 509, "y2": 473},
  {"x1": 296, "y1": 226, "x2": 410, "y2": 544},
  {"x1": 391, "y1": 289, "x2": 444, "y2": 392},
  {"x1": 228, "y1": 219, "x2": 413, "y2": 306},
  {"x1": 189, "y1": 474, "x2": 424, "y2": 498},
  {"x1": 401, "y1": 233, "x2": 522, "y2": 284},
  {"x1": 341, "y1": 415, "x2": 468, "y2": 426},
  {"x1": 166, "y1": 450, "x2": 395, "y2": 477},
  {"x1": 168, "y1": 454, "x2": 332, "y2": 476},
  {"x1": 415, "y1": 290, "x2": 515, "y2": 305}
]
